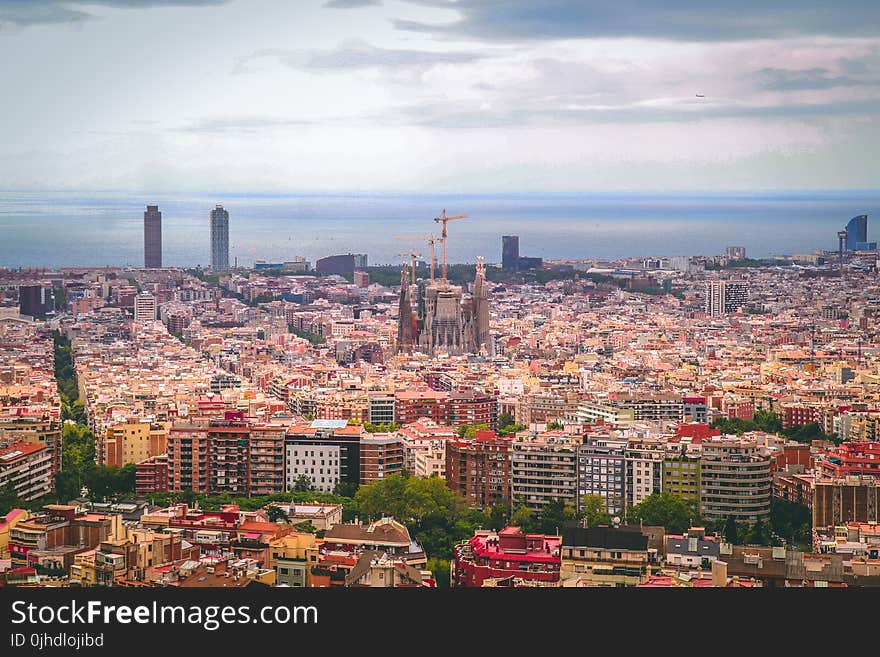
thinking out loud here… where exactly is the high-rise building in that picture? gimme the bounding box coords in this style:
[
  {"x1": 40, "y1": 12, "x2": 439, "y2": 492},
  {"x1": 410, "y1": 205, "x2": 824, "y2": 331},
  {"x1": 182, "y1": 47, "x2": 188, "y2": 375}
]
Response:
[
  {"x1": 353, "y1": 270, "x2": 370, "y2": 288},
  {"x1": 705, "y1": 281, "x2": 749, "y2": 316},
  {"x1": 446, "y1": 430, "x2": 512, "y2": 510},
  {"x1": 143, "y1": 205, "x2": 162, "y2": 268},
  {"x1": 359, "y1": 434, "x2": 404, "y2": 485},
  {"x1": 18, "y1": 285, "x2": 54, "y2": 319},
  {"x1": 700, "y1": 438, "x2": 772, "y2": 523},
  {"x1": 285, "y1": 420, "x2": 362, "y2": 493},
  {"x1": 511, "y1": 431, "x2": 580, "y2": 510},
  {"x1": 726, "y1": 246, "x2": 746, "y2": 260},
  {"x1": 845, "y1": 215, "x2": 868, "y2": 251},
  {"x1": 133, "y1": 292, "x2": 157, "y2": 324},
  {"x1": 210, "y1": 205, "x2": 230, "y2": 271},
  {"x1": 502, "y1": 235, "x2": 519, "y2": 271},
  {"x1": 576, "y1": 437, "x2": 627, "y2": 517},
  {"x1": 625, "y1": 438, "x2": 664, "y2": 509}
]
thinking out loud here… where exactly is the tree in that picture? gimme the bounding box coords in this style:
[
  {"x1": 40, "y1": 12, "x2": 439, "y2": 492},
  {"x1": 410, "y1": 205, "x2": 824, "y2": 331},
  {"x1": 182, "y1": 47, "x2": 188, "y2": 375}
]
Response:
[
  {"x1": 498, "y1": 423, "x2": 526, "y2": 436},
  {"x1": 488, "y1": 504, "x2": 509, "y2": 530},
  {"x1": 333, "y1": 481, "x2": 359, "y2": 498},
  {"x1": 426, "y1": 557, "x2": 451, "y2": 589},
  {"x1": 0, "y1": 482, "x2": 21, "y2": 516},
  {"x1": 363, "y1": 422, "x2": 400, "y2": 433},
  {"x1": 723, "y1": 516, "x2": 739, "y2": 544},
  {"x1": 535, "y1": 499, "x2": 577, "y2": 535},
  {"x1": 497, "y1": 413, "x2": 515, "y2": 429},
  {"x1": 267, "y1": 506, "x2": 290, "y2": 523},
  {"x1": 743, "y1": 519, "x2": 772, "y2": 546},
  {"x1": 627, "y1": 492, "x2": 695, "y2": 534},
  {"x1": 293, "y1": 475, "x2": 313, "y2": 492},
  {"x1": 547, "y1": 421, "x2": 565, "y2": 431},
  {"x1": 293, "y1": 520, "x2": 316, "y2": 533},
  {"x1": 579, "y1": 494, "x2": 612, "y2": 527},
  {"x1": 510, "y1": 505, "x2": 535, "y2": 532},
  {"x1": 457, "y1": 423, "x2": 490, "y2": 439}
]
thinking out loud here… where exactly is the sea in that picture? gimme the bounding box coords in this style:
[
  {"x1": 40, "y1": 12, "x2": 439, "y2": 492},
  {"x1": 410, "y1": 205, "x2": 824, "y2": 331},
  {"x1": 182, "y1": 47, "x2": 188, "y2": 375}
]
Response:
[{"x1": 0, "y1": 190, "x2": 877, "y2": 269}]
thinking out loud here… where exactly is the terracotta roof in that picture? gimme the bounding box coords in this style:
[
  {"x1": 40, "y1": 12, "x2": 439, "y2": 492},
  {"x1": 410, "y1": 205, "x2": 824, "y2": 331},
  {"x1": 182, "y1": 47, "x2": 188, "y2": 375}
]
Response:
[{"x1": 324, "y1": 519, "x2": 411, "y2": 546}]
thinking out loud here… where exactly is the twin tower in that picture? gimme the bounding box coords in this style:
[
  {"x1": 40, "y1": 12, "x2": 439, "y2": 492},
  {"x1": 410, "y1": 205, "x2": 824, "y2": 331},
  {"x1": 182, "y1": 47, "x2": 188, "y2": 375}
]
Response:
[{"x1": 143, "y1": 204, "x2": 230, "y2": 271}]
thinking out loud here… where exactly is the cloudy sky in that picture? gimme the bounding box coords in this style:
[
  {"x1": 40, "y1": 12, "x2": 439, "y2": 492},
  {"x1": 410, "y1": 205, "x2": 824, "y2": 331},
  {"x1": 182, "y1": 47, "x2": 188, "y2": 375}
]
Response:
[{"x1": 1, "y1": 0, "x2": 878, "y2": 192}]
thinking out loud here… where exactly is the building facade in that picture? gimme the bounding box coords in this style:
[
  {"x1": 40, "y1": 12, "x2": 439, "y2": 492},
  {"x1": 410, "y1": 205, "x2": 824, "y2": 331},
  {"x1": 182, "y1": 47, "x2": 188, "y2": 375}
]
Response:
[
  {"x1": 511, "y1": 431, "x2": 579, "y2": 510},
  {"x1": 144, "y1": 204, "x2": 162, "y2": 269},
  {"x1": 133, "y1": 292, "x2": 157, "y2": 324},
  {"x1": 705, "y1": 281, "x2": 750, "y2": 316},
  {"x1": 577, "y1": 437, "x2": 627, "y2": 517},
  {"x1": 210, "y1": 205, "x2": 230, "y2": 271},
  {"x1": 446, "y1": 431, "x2": 512, "y2": 510},
  {"x1": 700, "y1": 439, "x2": 772, "y2": 523}
]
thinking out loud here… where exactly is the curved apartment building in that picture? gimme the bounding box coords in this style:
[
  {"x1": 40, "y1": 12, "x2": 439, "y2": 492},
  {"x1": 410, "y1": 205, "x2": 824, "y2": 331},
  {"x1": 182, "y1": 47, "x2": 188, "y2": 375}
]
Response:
[{"x1": 700, "y1": 439, "x2": 772, "y2": 523}]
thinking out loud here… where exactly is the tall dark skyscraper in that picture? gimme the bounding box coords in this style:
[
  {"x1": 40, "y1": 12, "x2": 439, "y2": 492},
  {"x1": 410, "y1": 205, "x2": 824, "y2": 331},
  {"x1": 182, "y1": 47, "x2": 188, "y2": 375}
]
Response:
[
  {"x1": 210, "y1": 205, "x2": 230, "y2": 271},
  {"x1": 143, "y1": 205, "x2": 162, "y2": 268},
  {"x1": 502, "y1": 235, "x2": 519, "y2": 271},
  {"x1": 19, "y1": 285, "x2": 55, "y2": 319},
  {"x1": 845, "y1": 214, "x2": 869, "y2": 251}
]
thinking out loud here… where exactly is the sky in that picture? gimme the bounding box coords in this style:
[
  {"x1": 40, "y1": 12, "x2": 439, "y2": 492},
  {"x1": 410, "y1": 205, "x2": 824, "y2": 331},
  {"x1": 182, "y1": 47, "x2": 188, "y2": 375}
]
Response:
[{"x1": 0, "y1": 0, "x2": 878, "y2": 192}]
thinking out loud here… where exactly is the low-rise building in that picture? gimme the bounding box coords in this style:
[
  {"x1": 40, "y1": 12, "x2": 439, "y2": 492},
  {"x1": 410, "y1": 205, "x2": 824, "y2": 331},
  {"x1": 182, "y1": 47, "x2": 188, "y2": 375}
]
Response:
[
  {"x1": 560, "y1": 523, "x2": 658, "y2": 587},
  {"x1": 453, "y1": 526, "x2": 561, "y2": 588}
]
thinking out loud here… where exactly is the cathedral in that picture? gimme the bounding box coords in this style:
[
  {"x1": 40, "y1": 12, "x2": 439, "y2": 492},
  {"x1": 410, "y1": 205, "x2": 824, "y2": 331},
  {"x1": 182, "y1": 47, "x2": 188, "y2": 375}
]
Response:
[{"x1": 397, "y1": 257, "x2": 491, "y2": 356}]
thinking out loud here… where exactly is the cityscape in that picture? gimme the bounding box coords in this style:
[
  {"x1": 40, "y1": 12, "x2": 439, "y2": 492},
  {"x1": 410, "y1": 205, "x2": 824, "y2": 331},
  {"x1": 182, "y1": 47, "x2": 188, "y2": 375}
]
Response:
[
  {"x1": 1, "y1": 202, "x2": 880, "y2": 589},
  {"x1": 1, "y1": 0, "x2": 880, "y2": 602}
]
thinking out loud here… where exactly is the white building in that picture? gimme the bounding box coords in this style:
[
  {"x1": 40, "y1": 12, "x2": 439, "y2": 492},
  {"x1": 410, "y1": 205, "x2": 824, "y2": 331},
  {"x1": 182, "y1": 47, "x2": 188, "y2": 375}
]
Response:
[{"x1": 133, "y1": 292, "x2": 157, "y2": 324}]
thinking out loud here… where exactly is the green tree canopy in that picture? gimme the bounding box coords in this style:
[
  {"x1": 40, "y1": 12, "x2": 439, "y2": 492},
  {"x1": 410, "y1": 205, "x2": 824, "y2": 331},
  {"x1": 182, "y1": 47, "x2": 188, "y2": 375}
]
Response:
[
  {"x1": 627, "y1": 492, "x2": 695, "y2": 534},
  {"x1": 579, "y1": 494, "x2": 612, "y2": 527}
]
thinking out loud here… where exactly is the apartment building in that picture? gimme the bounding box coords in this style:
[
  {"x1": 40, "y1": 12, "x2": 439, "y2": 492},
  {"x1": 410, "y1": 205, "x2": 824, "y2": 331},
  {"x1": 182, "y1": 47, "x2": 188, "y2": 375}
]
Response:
[
  {"x1": 700, "y1": 438, "x2": 772, "y2": 523},
  {"x1": 576, "y1": 437, "x2": 627, "y2": 517},
  {"x1": 511, "y1": 431, "x2": 580, "y2": 510},
  {"x1": 0, "y1": 441, "x2": 53, "y2": 501},
  {"x1": 813, "y1": 476, "x2": 880, "y2": 527},
  {"x1": 248, "y1": 424, "x2": 287, "y2": 496},
  {"x1": 285, "y1": 419, "x2": 363, "y2": 493},
  {"x1": 446, "y1": 430, "x2": 512, "y2": 510},
  {"x1": 359, "y1": 433, "x2": 405, "y2": 484},
  {"x1": 100, "y1": 420, "x2": 168, "y2": 467},
  {"x1": 453, "y1": 526, "x2": 562, "y2": 588},
  {"x1": 625, "y1": 438, "x2": 664, "y2": 509}
]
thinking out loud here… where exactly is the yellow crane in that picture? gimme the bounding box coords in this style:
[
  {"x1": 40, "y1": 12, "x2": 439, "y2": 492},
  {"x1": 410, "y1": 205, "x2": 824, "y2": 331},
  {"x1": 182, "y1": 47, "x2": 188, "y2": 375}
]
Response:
[
  {"x1": 398, "y1": 252, "x2": 421, "y2": 287},
  {"x1": 433, "y1": 209, "x2": 467, "y2": 286},
  {"x1": 394, "y1": 235, "x2": 439, "y2": 284}
]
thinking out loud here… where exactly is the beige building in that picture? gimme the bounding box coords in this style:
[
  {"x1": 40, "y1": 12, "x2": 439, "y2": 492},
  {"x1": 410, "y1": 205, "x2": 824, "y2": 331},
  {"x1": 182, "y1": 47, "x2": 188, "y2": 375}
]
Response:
[
  {"x1": 269, "y1": 532, "x2": 320, "y2": 587},
  {"x1": 100, "y1": 420, "x2": 169, "y2": 467},
  {"x1": 511, "y1": 430, "x2": 580, "y2": 510},
  {"x1": 700, "y1": 439, "x2": 772, "y2": 523}
]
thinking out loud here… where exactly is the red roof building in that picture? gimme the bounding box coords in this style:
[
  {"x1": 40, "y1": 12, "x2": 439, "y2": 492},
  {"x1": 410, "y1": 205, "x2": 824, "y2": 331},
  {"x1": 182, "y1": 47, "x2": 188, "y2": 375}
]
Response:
[
  {"x1": 453, "y1": 526, "x2": 561, "y2": 587},
  {"x1": 816, "y1": 442, "x2": 880, "y2": 479}
]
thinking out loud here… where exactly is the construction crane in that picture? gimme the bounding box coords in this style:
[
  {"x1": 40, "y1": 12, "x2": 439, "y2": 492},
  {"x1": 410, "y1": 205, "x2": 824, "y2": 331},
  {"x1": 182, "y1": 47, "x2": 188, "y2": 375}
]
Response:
[
  {"x1": 395, "y1": 235, "x2": 439, "y2": 283},
  {"x1": 398, "y1": 252, "x2": 420, "y2": 287},
  {"x1": 433, "y1": 209, "x2": 467, "y2": 286}
]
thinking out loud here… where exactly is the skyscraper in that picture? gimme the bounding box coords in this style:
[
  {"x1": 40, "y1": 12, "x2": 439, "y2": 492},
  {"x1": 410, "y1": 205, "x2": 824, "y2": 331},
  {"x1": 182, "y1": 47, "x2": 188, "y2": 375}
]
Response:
[
  {"x1": 133, "y1": 292, "x2": 157, "y2": 324},
  {"x1": 210, "y1": 205, "x2": 230, "y2": 271},
  {"x1": 143, "y1": 205, "x2": 162, "y2": 268},
  {"x1": 725, "y1": 246, "x2": 746, "y2": 260},
  {"x1": 845, "y1": 215, "x2": 868, "y2": 251},
  {"x1": 18, "y1": 285, "x2": 55, "y2": 319},
  {"x1": 705, "y1": 281, "x2": 749, "y2": 316},
  {"x1": 502, "y1": 235, "x2": 519, "y2": 271}
]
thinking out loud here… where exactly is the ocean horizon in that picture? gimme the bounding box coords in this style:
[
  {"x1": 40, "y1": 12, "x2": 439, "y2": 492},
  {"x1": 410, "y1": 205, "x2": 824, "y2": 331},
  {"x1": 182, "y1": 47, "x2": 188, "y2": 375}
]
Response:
[{"x1": 0, "y1": 190, "x2": 877, "y2": 269}]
